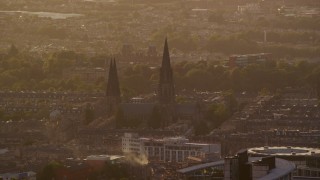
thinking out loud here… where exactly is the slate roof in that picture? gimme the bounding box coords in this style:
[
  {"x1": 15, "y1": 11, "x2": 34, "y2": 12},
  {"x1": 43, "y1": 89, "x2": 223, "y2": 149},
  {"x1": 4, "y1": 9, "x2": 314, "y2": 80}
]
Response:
[{"x1": 120, "y1": 103, "x2": 156, "y2": 115}]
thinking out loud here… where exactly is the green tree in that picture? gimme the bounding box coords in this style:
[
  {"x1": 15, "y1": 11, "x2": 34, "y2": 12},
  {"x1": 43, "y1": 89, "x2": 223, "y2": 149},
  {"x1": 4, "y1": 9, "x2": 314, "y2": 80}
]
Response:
[
  {"x1": 121, "y1": 87, "x2": 136, "y2": 102},
  {"x1": 99, "y1": 161, "x2": 129, "y2": 179},
  {"x1": 185, "y1": 68, "x2": 211, "y2": 90},
  {"x1": 205, "y1": 104, "x2": 230, "y2": 129},
  {"x1": 35, "y1": 107, "x2": 50, "y2": 119},
  {"x1": 223, "y1": 91, "x2": 238, "y2": 113},
  {"x1": 37, "y1": 162, "x2": 62, "y2": 180}
]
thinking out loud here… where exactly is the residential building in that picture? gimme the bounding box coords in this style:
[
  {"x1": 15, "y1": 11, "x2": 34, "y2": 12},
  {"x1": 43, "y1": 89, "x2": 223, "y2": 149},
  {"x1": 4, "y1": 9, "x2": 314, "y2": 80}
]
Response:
[{"x1": 228, "y1": 53, "x2": 272, "y2": 68}]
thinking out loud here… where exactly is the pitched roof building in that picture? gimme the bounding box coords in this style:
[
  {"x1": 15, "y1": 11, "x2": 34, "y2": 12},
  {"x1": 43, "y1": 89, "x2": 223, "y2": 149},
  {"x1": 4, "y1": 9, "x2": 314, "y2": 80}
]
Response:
[{"x1": 106, "y1": 58, "x2": 121, "y2": 115}]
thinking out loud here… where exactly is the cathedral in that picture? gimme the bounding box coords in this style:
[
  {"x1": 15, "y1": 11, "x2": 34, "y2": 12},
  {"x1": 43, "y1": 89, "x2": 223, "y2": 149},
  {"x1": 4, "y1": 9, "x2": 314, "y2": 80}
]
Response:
[{"x1": 106, "y1": 38, "x2": 200, "y2": 127}]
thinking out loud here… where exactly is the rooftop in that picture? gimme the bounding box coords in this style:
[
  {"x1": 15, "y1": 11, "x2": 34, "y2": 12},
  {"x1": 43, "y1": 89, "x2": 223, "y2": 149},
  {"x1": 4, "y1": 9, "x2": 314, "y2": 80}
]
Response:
[
  {"x1": 177, "y1": 160, "x2": 224, "y2": 174},
  {"x1": 178, "y1": 157, "x2": 295, "y2": 179},
  {"x1": 259, "y1": 158, "x2": 295, "y2": 180},
  {"x1": 248, "y1": 146, "x2": 320, "y2": 156},
  {"x1": 0, "y1": 149, "x2": 8, "y2": 155},
  {"x1": 85, "y1": 155, "x2": 124, "y2": 161}
]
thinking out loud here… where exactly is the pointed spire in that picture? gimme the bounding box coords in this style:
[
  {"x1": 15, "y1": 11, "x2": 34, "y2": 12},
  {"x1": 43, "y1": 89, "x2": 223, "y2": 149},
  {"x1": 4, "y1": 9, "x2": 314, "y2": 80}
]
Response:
[
  {"x1": 106, "y1": 58, "x2": 121, "y2": 115},
  {"x1": 113, "y1": 58, "x2": 116, "y2": 70},
  {"x1": 158, "y1": 38, "x2": 175, "y2": 104},
  {"x1": 162, "y1": 37, "x2": 171, "y2": 68},
  {"x1": 106, "y1": 58, "x2": 114, "y2": 96},
  {"x1": 106, "y1": 57, "x2": 120, "y2": 97},
  {"x1": 113, "y1": 58, "x2": 120, "y2": 97}
]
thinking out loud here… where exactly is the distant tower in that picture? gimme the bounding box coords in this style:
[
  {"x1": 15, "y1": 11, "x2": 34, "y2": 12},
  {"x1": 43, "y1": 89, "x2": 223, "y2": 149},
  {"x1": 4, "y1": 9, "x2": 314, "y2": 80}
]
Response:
[
  {"x1": 157, "y1": 38, "x2": 176, "y2": 127},
  {"x1": 106, "y1": 58, "x2": 121, "y2": 115},
  {"x1": 158, "y1": 38, "x2": 175, "y2": 104}
]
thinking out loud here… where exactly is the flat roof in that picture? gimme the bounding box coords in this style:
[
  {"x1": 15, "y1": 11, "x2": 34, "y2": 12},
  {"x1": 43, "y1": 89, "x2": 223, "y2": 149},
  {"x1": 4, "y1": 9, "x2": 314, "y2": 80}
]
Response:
[
  {"x1": 259, "y1": 158, "x2": 295, "y2": 180},
  {"x1": 86, "y1": 155, "x2": 124, "y2": 161},
  {"x1": 177, "y1": 160, "x2": 224, "y2": 173},
  {"x1": 185, "y1": 143, "x2": 215, "y2": 146},
  {"x1": 248, "y1": 146, "x2": 320, "y2": 156},
  {"x1": 178, "y1": 157, "x2": 295, "y2": 179}
]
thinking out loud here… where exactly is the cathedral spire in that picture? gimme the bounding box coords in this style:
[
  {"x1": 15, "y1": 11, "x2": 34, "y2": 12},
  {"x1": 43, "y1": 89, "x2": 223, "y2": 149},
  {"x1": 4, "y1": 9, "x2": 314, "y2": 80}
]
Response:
[
  {"x1": 106, "y1": 58, "x2": 120, "y2": 97},
  {"x1": 162, "y1": 37, "x2": 171, "y2": 68},
  {"x1": 106, "y1": 58, "x2": 121, "y2": 115},
  {"x1": 112, "y1": 58, "x2": 120, "y2": 97},
  {"x1": 106, "y1": 59, "x2": 113, "y2": 96},
  {"x1": 158, "y1": 38, "x2": 175, "y2": 104}
]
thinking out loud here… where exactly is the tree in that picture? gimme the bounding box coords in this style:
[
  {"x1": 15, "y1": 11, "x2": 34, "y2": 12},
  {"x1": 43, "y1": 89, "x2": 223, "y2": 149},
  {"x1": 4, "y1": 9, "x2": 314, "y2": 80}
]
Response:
[
  {"x1": 223, "y1": 91, "x2": 238, "y2": 113},
  {"x1": 99, "y1": 161, "x2": 129, "y2": 179},
  {"x1": 43, "y1": 51, "x2": 77, "y2": 76},
  {"x1": 205, "y1": 103, "x2": 230, "y2": 129},
  {"x1": 121, "y1": 74, "x2": 151, "y2": 93},
  {"x1": 37, "y1": 162, "x2": 62, "y2": 180},
  {"x1": 121, "y1": 87, "x2": 135, "y2": 102},
  {"x1": 35, "y1": 107, "x2": 50, "y2": 119},
  {"x1": 185, "y1": 68, "x2": 211, "y2": 90},
  {"x1": 229, "y1": 68, "x2": 243, "y2": 91}
]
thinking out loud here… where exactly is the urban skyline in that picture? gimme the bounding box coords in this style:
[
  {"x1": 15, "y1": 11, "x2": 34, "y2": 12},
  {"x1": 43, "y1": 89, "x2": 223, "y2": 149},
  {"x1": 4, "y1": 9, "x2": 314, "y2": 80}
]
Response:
[{"x1": 0, "y1": 0, "x2": 319, "y2": 179}]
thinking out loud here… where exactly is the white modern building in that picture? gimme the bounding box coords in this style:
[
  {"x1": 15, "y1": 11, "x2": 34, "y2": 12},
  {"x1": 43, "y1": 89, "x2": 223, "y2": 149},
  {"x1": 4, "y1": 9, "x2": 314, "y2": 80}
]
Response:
[
  {"x1": 122, "y1": 133, "x2": 142, "y2": 154},
  {"x1": 122, "y1": 133, "x2": 221, "y2": 162}
]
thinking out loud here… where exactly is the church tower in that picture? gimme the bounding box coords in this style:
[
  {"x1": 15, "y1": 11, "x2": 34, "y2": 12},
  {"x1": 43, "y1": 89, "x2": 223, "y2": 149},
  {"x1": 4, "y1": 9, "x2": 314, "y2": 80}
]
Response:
[
  {"x1": 158, "y1": 38, "x2": 175, "y2": 104},
  {"x1": 157, "y1": 38, "x2": 176, "y2": 127},
  {"x1": 106, "y1": 58, "x2": 121, "y2": 115}
]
